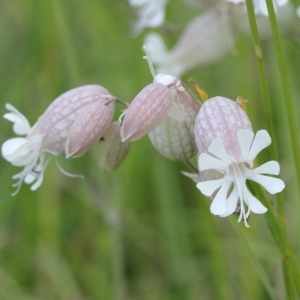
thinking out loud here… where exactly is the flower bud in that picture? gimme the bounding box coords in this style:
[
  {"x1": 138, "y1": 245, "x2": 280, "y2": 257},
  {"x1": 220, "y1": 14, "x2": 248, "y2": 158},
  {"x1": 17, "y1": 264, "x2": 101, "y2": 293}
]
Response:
[
  {"x1": 120, "y1": 82, "x2": 173, "y2": 142},
  {"x1": 99, "y1": 122, "x2": 130, "y2": 172}
]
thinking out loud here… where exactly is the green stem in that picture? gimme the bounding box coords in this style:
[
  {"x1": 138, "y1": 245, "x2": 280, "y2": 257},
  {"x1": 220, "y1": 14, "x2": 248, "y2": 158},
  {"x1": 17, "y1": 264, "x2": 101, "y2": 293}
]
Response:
[
  {"x1": 244, "y1": 0, "x2": 300, "y2": 296},
  {"x1": 252, "y1": 183, "x2": 300, "y2": 297},
  {"x1": 244, "y1": 0, "x2": 285, "y2": 219},
  {"x1": 264, "y1": 0, "x2": 300, "y2": 193}
]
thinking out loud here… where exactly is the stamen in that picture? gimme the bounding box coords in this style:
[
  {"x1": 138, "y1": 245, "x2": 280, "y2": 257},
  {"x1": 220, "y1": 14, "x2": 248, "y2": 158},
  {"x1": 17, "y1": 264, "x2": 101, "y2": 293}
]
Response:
[{"x1": 231, "y1": 163, "x2": 250, "y2": 227}]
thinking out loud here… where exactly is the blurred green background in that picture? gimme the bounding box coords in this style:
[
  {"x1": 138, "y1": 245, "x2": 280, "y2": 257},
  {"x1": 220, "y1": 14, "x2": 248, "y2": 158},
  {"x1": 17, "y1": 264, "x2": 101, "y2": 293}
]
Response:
[{"x1": 1, "y1": 0, "x2": 300, "y2": 299}]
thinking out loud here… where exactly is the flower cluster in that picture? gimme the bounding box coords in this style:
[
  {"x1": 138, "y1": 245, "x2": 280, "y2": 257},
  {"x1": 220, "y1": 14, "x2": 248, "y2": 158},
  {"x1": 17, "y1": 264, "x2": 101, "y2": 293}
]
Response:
[
  {"x1": 2, "y1": 75, "x2": 285, "y2": 228},
  {"x1": 2, "y1": 0, "x2": 289, "y2": 228}
]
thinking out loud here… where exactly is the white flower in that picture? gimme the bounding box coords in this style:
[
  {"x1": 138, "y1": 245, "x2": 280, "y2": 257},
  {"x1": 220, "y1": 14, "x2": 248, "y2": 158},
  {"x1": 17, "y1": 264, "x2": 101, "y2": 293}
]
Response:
[
  {"x1": 2, "y1": 104, "x2": 48, "y2": 195},
  {"x1": 144, "y1": 5, "x2": 236, "y2": 78},
  {"x1": 197, "y1": 129, "x2": 285, "y2": 227},
  {"x1": 129, "y1": 0, "x2": 168, "y2": 35},
  {"x1": 2, "y1": 85, "x2": 115, "y2": 195}
]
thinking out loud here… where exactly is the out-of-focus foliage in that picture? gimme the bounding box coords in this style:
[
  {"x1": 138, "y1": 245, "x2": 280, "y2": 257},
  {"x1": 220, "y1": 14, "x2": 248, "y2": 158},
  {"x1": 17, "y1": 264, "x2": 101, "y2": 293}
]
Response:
[{"x1": 1, "y1": 0, "x2": 300, "y2": 299}]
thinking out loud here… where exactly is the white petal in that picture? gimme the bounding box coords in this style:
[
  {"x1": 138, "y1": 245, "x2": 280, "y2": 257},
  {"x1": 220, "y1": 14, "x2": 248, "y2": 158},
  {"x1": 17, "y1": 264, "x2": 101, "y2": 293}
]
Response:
[
  {"x1": 24, "y1": 173, "x2": 36, "y2": 184},
  {"x1": 4, "y1": 103, "x2": 31, "y2": 135},
  {"x1": 30, "y1": 174, "x2": 44, "y2": 191},
  {"x1": 246, "y1": 189, "x2": 268, "y2": 214},
  {"x1": 247, "y1": 173, "x2": 285, "y2": 194},
  {"x1": 250, "y1": 161, "x2": 280, "y2": 175},
  {"x1": 208, "y1": 137, "x2": 232, "y2": 164},
  {"x1": 220, "y1": 187, "x2": 239, "y2": 217},
  {"x1": 2, "y1": 138, "x2": 29, "y2": 161},
  {"x1": 210, "y1": 181, "x2": 232, "y2": 215},
  {"x1": 237, "y1": 130, "x2": 254, "y2": 161},
  {"x1": 247, "y1": 130, "x2": 271, "y2": 163},
  {"x1": 198, "y1": 153, "x2": 228, "y2": 172},
  {"x1": 197, "y1": 177, "x2": 227, "y2": 197}
]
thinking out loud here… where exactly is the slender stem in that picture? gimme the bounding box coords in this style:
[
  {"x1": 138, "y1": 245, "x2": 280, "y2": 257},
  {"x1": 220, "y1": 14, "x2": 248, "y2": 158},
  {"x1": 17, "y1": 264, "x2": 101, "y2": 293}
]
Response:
[
  {"x1": 244, "y1": 0, "x2": 285, "y2": 218},
  {"x1": 265, "y1": 0, "x2": 300, "y2": 193},
  {"x1": 251, "y1": 183, "x2": 300, "y2": 297},
  {"x1": 244, "y1": 0, "x2": 299, "y2": 296},
  {"x1": 264, "y1": 0, "x2": 300, "y2": 295}
]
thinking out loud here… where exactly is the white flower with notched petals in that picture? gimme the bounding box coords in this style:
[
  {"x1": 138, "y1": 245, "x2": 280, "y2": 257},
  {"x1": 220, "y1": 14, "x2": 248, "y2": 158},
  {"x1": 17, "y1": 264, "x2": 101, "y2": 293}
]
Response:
[
  {"x1": 2, "y1": 85, "x2": 114, "y2": 195},
  {"x1": 2, "y1": 104, "x2": 48, "y2": 195},
  {"x1": 197, "y1": 129, "x2": 285, "y2": 227}
]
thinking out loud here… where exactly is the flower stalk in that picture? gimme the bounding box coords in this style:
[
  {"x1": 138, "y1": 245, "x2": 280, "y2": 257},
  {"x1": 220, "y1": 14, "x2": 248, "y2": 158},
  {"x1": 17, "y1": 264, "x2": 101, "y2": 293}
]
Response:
[
  {"x1": 245, "y1": 0, "x2": 300, "y2": 296},
  {"x1": 264, "y1": 0, "x2": 300, "y2": 192}
]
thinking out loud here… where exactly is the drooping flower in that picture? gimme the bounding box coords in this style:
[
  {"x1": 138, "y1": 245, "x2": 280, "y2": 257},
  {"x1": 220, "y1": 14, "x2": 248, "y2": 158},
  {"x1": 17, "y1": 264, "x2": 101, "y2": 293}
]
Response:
[
  {"x1": 129, "y1": 0, "x2": 169, "y2": 35},
  {"x1": 194, "y1": 96, "x2": 285, "y2": 227},
  {"x1": 144, "y1": 4, "x2": 236, "y2": 78},
  {"x1": 120, "y1": 50, "x2": 201, "y2": 161},
  {"x1": 143, "y1": 50, "x2": 202, "y2": 160},
  {"x1": 2, "y1": 85, "x2": 115, "y2": 194}
]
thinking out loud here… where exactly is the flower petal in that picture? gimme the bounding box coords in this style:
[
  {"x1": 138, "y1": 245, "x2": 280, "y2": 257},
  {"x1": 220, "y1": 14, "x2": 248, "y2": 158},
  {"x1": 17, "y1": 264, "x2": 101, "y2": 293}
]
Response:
[
  {"x1": 65, "y1": 102, "x2": 113, "y2": 158},
  {"x1": 246, "y1": 189, "x2": 268, "y2": 214},
  {"x1": 220, "y1": 186, "x2": 239, "y2": 217},
  {"x1": 197, "y1": 177, "x2": 227, "y2": 197},
  {"x1": 247, "y1": 173, "x2": 285, "y2": 194},
  {"x1": 198, "y1": 153, "x2": 228, "y2": 172},
  {"x1": 30, "y1": 174, "x2": 44, "y2": 191},
  {"x1": 24, "y1": 173, "x2": 36, "y2": 184},
  {"x1": 250, "y1": 160, "x2": 280, "y2": 175},
  {"x1": 2, "y1": 138, "x2": 29, "y2": 161},
  {"x1": 237, "y1": 130, "x2": 254, "y2": 161},
  {"x1": 210, "y1": 181, "x2": 232, "y2": 215},
  {"x1": 4, "y1": 103, "x2": 31, "y2": 135},
  {"x1": 246, "y1": 130, "x2": 271, "y2": 163},
  {"x1": 207, "y1": 137, "x2": 232, "y2": 164},
  {"x1": 120, "y1": 82, "x2": 173, "y2": 142}
]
